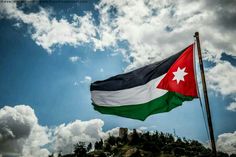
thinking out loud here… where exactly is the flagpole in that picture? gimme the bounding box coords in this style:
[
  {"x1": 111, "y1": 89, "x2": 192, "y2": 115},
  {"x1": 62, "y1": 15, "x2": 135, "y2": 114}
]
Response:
[{"x1": 194, "y1": 32, "x2": 217, "y2": 156}]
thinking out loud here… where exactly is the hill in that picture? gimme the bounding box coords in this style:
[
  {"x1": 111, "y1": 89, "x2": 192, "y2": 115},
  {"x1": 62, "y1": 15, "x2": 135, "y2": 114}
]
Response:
[{"x1": 49, "y1": 128, "x2": 236, "y2": 157}]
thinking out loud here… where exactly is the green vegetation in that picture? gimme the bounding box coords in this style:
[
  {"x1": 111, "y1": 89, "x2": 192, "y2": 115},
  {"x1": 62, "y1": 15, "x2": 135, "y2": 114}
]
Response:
[{"x1": 49, "y1": 129, "x2": 235, "y2": 157}]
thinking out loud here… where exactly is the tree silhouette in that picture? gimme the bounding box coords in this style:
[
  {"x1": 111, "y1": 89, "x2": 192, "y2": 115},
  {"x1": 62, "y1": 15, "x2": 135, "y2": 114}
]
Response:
[
  {"x1": 87, "y1": 142, "x2": 92, "y2": 152},
  {"x1": 48, "y1": 153, "x2": 54, "y2": 157},
  {"x1": 130, "y1": 129, "x2": 140, "y2": 145},
  {"x1": 166, "y1": 133, "x2": 175, "y2": 144},
  {"x1": 58, "y1": 151, "x2": 62, "y2": 157},
  {"x1": 104, "y1": 142, "x2": 111, "y2": 152},
  {"x1": 107, "y1": 135, "x2": 116, "y2": 146},
  {"x1": 74, "y1": 142, "x2": 87, "y2": 157},
  {"x1": 95, "y1": 139, "x2": 103, "y2": 150},
  {"x1": 94, "y1": 141, "x2": 99, "y2": 150},
  {"x1": 140, "y1": 131, "x2": 150, "y2": 144},
  {"x1": 174, "y1": 147, "x2": 185, "y2": 156},
  {"x1": 56, "y1": 128, "x2": 233, "y2": 157}
]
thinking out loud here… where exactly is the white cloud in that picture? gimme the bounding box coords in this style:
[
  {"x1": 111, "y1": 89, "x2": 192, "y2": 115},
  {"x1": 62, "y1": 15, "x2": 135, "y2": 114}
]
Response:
[
  {"x1": 50, "y1": 120, "x2": 120, "y2": 154},
  {"x1": 49, "y1": 122, "x2": 122, "y2": 156},
  {"x1": 206, "y1": 61, "x2": 236, "y2": 96},
  {"x1": 93, "y1": 0, "x2": 236, "y2": 70},
  {"x1": 69, "y1": 56, "x2": 80, "y2": 63},
  {"x1": 138, "y1": 126, "x2": 148, "y2": 131},
  {"x1": 1, "y1": 0, "x2": 235, "y2": 63},
  {"x1": 80, "y1": 76, "x2": 92, "y2": 84},
  {"x1": 0, "y1": 105, "x2": 121, "y2": 156},
  {"x1": 206, "y1": 61, "x2": 236, "y2": 110},
  {"x1": 73, "y1": 81, "x2": 79, "y2": 86},
  {"x1": 52, "y1": 119, "x2": 105, "y2": 154},
  {"x1": 217, "y1": 131, "x2": 236, "y2": 155},
  {"x1": 227, "y1": 100, "x2": 236, "y2": 112},
  {"x1": 104, "y1": 127, "x2": 120, "y2": 138},
  {"x1": 74, "y1": 76, "x2": 92, "y2": 87},
  {"x1": 22, "y1": 124, "x2": 50, "y2": 157},
  {"x1": 0, "y1": 105, "x2": 50, "y2": 157},
  {"x1": 0, "y1": 3, "x2": 96, "y2": 53}
]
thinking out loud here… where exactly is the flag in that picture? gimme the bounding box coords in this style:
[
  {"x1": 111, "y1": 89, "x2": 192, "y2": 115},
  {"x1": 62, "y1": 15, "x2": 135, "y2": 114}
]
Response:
[{"x1": 90, "y1": 44, "x2": 198, "y2": 120}]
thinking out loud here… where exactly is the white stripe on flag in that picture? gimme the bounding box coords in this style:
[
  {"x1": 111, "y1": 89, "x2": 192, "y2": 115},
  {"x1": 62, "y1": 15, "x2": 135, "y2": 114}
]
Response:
[{"x1": 91, "y1": 75, "x2": 167, "y2": 107}]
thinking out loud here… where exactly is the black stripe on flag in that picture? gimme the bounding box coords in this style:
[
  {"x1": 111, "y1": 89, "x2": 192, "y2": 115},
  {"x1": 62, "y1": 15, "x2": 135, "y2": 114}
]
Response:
[{"x1": 90, "y1": 46, "x2": 188, "y2": 91}]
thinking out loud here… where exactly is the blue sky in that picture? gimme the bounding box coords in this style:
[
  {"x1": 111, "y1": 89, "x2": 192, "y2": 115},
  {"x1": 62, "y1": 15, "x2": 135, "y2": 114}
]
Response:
[{"x1": 0, "y1": 0, "x2": 236, "y2": 156}]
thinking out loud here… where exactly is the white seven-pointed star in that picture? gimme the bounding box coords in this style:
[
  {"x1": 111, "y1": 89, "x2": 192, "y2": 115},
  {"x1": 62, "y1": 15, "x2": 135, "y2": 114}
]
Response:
[{"x1": 172, "y1": 67, "x2": 188, "y2": 84}]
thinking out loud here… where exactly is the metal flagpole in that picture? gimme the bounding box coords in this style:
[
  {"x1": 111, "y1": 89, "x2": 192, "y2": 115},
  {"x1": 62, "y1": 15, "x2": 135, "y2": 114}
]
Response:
[{"x1": 194, "y1": 32, "x2": 217, "y2": 156}]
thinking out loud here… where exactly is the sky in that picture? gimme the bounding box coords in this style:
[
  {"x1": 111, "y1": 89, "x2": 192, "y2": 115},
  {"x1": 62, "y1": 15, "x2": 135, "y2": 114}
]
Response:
[{"x1": 0, "y1": 0, "x2": 236, "y2": 156}]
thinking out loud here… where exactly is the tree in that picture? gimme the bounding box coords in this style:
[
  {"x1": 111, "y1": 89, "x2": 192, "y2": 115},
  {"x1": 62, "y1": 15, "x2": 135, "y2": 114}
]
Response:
[
  {"x1": 48, "y1": 153, "x2": 54, "y2": 157},
  {"x1": 99, "y1": 139, "x2": 104, "y2": 148},
  {"x1": 58, "y1": 152, "x2": 62, "y2": 157},
  {"x1": 130, "y1": 129, "x2": 140, "y2": 145},
  {"x1": 166, "y1": 133, "x2": 175, "y2": 144},
  {"x1": 107, "y1": 136, "x2": 116, "y2": 146},
  {"x1": 174, "y1": 147, "x2": 185, "y2": 156},
  {"x1": 95, "y1": 139, "x2": 103, "y2": 150},
  {"x1": 104, "y1": 143, "x2": 111, "y2": 152},
  {"x1": 87, "y1": 142, "x2": 92, "y2": 152},
  {"x1": 142, "y1": 141, "x2": 160, "y2": 154},
  {"x1": 140, "y1": 131, "x2": 150, "y2": 144},
  {"x1": 162, "y1": 144, "x2": 173, "y2": 154},
  {"x1": 74, "y1": 142, "x2": 87, "y2": 157}
]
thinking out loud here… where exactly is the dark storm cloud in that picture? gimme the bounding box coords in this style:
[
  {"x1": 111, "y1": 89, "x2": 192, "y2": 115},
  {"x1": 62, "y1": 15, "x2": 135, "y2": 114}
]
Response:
[{"x1": 204, "y1": 0, "x2": 236, "y2": 30}]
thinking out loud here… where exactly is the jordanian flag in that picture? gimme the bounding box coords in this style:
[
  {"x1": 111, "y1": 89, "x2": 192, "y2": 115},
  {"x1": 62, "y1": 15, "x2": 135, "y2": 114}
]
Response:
[{"x1": 90, "y1": 44, "x2": 198, "y2": 120}]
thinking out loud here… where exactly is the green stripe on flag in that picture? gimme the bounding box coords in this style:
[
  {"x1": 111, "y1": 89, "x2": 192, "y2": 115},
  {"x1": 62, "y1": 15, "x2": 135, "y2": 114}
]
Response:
[{"x1": 93, "y1": 92, "x2": 193, "y2": 121}]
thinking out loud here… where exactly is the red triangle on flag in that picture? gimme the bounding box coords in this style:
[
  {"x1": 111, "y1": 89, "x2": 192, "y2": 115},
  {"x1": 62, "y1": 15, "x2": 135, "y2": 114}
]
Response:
[{"x1": 157, "y1": 44, "x2": 198, "y2": 97}]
